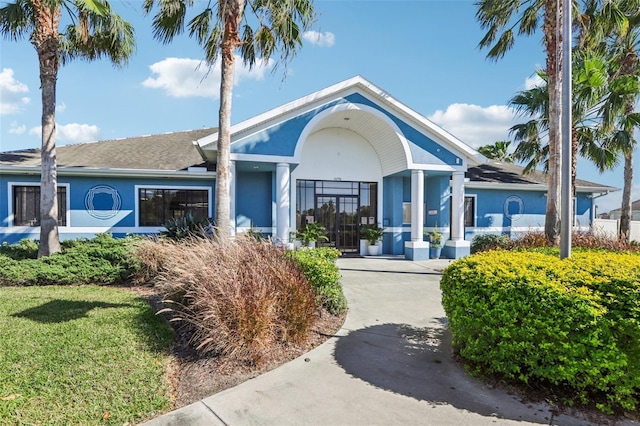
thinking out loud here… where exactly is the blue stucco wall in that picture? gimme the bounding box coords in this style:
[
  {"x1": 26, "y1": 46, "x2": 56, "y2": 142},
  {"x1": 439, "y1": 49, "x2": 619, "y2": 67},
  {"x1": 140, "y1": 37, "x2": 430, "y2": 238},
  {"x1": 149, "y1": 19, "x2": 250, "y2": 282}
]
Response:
[
  {"x1": 464, "y1": 188, "x2": 593, "y2": 241},
  {"x1": 232, "y1": 93, "x2": 460, "y2": 166},
  {"x1": 0, "y1": 174, "x2": 214, "y2": 244},
  {"x1": 236, "y1": 171, "x2": 273, "y2": 231}
]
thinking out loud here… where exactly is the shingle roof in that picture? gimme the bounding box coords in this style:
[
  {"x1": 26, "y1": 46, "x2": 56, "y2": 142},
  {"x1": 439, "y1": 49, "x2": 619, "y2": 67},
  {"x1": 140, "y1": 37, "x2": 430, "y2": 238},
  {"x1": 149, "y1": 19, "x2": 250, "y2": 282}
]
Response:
[
  {"x1": 0, "y1": 128, "x2": 216, "y2": 171},
  {"x1": 466, "y1": 161, "x2": 613, "y2": 191}
]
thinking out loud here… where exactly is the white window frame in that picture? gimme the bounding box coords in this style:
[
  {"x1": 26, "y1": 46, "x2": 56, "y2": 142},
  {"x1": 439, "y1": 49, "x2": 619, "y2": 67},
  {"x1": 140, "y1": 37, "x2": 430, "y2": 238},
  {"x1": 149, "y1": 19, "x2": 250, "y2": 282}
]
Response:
[
  {"x1": 464, "y1": 194, "x2": 477, "y2": 228},
  {"x1": 402, "y1": 202, "x2": 411, "y2": 224},
  {"x1": 134, "y1": 184, "x2": 213, "y2": 228},
  {"x1": 7, "y1": 181, "x2": 71, "y2": 228}
]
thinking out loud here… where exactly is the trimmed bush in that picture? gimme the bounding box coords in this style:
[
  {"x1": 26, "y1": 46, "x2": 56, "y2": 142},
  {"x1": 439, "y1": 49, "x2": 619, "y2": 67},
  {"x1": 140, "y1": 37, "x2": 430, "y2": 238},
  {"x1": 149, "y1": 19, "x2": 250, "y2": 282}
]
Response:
[
  {"x1": 0, "y1": 234, "x2": 138, "y2": 286},
  {"x1": 153, "y1": 237, "x2": 318, "y2": 364},
  {"x1": 470, "y1": 233, "x2": 511, "y2": 253},
  {"x1": 441, "y1": 250, "x2": 640, "y2": 412},
  {"x1": 287, "y1": 248, "x2": 347, "y2": 315}
]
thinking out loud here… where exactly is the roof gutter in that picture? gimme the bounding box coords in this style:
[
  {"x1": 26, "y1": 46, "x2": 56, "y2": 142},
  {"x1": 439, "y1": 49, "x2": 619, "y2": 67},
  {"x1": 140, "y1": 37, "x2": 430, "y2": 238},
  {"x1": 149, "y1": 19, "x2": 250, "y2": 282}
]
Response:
[
  {"x1": 0, "y1": 165, "x2": 216, "y2": 179},
  {"x1": 466, "y1": 181, "x2": 619, "y2": 194}
]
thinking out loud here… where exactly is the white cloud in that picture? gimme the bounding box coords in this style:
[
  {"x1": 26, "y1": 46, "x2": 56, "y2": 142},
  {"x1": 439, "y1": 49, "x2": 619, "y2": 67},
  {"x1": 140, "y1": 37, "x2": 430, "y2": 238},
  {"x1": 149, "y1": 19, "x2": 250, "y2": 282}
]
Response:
[
  {"x1": 302, "y1": 31, "x2": 335, "y2": 47},
  {"x1": 9, "y1": 121, "x2": 26, "y2": 135},
  {"x1": 142, "y1": 56, "x2": 273, "y2": 99},
  {"x1": 428, "y1": 103, "x2": 518, "y2": 149},
  {"x1": 0, "y1": 68, "x2": 30, "y2": 115},
  {"x1": 56, "y1": 103, "x2": 67, "y2": 113},
  {"x1": 524, "y1": 73, "x2": 545, "y2": 90},
  {"x1": 29, "y1": 123, "x2": 100, "y2": 144}
]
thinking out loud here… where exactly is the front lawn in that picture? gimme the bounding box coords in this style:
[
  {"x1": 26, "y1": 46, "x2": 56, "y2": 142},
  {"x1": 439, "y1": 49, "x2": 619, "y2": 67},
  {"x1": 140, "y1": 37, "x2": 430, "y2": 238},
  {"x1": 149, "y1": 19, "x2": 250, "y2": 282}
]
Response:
[{"x1": 0, "y1": 285, "x2": 173, "y2": 425}]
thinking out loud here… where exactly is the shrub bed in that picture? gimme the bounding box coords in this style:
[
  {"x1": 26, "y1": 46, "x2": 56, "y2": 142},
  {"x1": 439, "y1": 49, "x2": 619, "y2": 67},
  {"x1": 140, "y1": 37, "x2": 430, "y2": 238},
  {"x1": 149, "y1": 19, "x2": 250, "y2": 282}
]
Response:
[
  {"x1": 441, "y1": 250, "x2": 640, "y2": 412},
  {"x1": 286, "y1": 248, "x2": 347, "y2": 315},
  {"x1": 0, "y1": 234, "x2": 139, "y2": 286}
]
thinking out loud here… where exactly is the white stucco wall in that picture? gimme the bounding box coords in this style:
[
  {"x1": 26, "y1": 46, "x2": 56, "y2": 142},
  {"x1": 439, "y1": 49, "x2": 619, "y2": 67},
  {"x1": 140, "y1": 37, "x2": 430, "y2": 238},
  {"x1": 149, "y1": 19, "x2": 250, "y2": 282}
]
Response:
[
  {"x1": 290, "y1": 127, "x2": 384, "y2": 230},
  {"x1": 292, "y1": 128, "x2": 383, "y2": 182}
]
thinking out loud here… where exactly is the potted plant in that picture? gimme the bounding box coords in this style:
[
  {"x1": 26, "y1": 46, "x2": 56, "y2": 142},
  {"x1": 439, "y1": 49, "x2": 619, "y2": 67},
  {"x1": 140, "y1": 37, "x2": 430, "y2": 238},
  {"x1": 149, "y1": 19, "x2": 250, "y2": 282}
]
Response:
[
  {"x1": 361, "y1": 224, "x2": 384, "y2": 256},
  {"x1": 425, "y1": 227, "x2": 443, "y2": 259},
  {"x1": 297, "y1": 222, "x2": 328, "y2": 248}
]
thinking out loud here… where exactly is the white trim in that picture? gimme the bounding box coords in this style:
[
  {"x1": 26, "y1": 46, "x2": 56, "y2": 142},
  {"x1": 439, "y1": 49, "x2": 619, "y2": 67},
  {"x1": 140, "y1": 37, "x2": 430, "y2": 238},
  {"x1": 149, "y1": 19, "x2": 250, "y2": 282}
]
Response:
[
  {"x1": 7, "y1": 181, "x2": 71, "y2": 228},
  {"x1": 196, "y1": 75, "x2": 484, "y2": 166},
  {"x1": 0, "y1": 226, "x2": 163, "y2": 235},
  {"x1": 134, "y1": 184, "x2": 213, "y2": 228},
  {"x1": 0, "y1": 165, "x2": 216, "y2": 179},
  {"x1": 293, "y1": 102, "x2": 412, "y2": 167},
  {"x1": 465, "y1": 194, "x2": 477, "y2": 227},
  {"x1": 466, "y1": 181, "x2": 617, "y2": 193},
  {"x1": 230, "y1": 153, "x2": 296, "y2": 164}
]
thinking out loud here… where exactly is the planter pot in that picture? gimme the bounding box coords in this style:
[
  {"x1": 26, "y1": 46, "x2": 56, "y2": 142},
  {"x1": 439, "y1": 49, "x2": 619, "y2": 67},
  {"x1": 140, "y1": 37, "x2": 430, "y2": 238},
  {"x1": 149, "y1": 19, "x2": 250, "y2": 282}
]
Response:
[
  {"x1": 359, "y1": 239, "x2": 368, "y2": 256},
  {"x1": 367, "y1": 243, "x2": 381, "y2": 256},
  {"x1": 429, "y1": 247, "x2": 442, "y2": 259}
]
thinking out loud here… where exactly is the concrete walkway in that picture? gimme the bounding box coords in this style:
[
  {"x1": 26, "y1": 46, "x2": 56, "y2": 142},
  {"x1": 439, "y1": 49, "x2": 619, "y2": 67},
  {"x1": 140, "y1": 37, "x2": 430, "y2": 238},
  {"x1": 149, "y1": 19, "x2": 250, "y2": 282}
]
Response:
[{"x1": 144, "y1": 257, "x2": 632, "y2": 426}]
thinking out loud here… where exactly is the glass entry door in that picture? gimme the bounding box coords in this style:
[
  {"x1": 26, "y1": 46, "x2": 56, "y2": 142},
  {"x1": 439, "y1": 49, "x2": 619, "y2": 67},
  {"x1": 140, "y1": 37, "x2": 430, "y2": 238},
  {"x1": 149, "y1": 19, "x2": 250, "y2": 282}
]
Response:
[{"x1": 315, "y1": 195, "x2": 359, "y2": 253}]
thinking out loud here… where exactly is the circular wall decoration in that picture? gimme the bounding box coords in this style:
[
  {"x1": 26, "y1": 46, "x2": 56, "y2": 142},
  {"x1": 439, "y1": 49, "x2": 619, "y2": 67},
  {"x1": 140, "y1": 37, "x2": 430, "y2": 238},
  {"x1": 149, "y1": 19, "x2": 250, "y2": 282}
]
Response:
[
  {"x1": 85, "y1": 185, "x2": 121, "y2": 220},
  {"x1": 504, "y1": 195, "x2": 524, "y2": 221}
]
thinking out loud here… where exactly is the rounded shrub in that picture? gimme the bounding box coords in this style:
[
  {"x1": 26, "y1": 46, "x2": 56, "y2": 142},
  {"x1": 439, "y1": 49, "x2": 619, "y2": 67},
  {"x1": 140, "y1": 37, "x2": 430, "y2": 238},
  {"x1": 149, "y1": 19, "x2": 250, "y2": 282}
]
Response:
[
  {"x1": 287, "y1": 248, "x2": 347, "y2": 314},
  {"x1": 470, "y1": 233, "x2": 511, "y2": 253},
  {"x1": 441, "y1": 250, "x2": 640, "y2": 412}
]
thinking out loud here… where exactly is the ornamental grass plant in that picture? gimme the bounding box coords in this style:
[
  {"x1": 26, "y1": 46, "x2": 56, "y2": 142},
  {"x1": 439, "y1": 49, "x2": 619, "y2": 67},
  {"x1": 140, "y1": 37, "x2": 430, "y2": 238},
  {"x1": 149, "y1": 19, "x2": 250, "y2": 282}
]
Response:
[{"x1": 145, "y1": 236, "x2": 319, "y2": 365}]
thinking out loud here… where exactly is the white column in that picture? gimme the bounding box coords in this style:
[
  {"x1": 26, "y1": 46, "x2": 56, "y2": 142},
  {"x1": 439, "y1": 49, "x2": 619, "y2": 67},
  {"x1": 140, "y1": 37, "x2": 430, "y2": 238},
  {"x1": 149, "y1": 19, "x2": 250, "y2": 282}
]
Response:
[
  {"x1": 411, "y1": 169, "x2": 424, "y2": 242},
  {"x1": 276, "y1": 163, "x2": 290, "y2": 244},
  {"x1": 451, "y1": 171, "x2": 464, "y2": 241},
  {"x1": 229, "y1": 160, "x2": 236, "y2": 236}
]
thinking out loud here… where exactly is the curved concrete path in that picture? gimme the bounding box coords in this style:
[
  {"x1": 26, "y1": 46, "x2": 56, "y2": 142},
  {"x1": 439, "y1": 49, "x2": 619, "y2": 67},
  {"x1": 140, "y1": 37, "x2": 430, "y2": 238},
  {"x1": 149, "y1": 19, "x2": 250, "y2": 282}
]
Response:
[{"x1": 144, "y1": 257, "x2": 635, "y2": 426}]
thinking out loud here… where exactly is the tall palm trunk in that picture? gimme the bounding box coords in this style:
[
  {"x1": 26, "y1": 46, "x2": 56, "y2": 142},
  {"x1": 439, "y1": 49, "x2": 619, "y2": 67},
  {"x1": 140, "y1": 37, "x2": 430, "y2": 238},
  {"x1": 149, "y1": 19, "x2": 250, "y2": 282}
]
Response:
[
  {"x1": 215, "y1": 0, "x2": 245, "y2": 239},
  {"x1": 32, "y1": 0, "x2": 61, "y2": 257},
  {"x1": 620, "y1": 149, "x2": 633, "y2": 240},
  {"x1": 543, "y1": 0, "x2": 562, "y2": 245},
  {"x1": 618, "y1": 49, "x2": 638, "y2": 241}
]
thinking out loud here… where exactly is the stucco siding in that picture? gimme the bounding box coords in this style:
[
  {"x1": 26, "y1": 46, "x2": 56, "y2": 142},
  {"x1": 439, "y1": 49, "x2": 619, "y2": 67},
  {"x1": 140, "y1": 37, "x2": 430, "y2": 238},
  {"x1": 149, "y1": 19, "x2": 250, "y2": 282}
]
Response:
[
  {"x1": 236, "y1": 171, "x2": 273, "y2": 232},
  {"x1": 0, "y1": 175, "x2": 215, "y2": 244}
]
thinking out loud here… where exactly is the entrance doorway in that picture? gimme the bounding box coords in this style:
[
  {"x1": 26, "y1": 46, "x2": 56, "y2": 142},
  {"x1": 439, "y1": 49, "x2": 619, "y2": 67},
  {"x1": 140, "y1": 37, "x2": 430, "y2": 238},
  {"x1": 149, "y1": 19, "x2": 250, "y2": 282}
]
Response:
[
  {"x1": 315, "y1": 195, "x2": 359, "y2": 253},
  {"x1": 296, "y1": 180, "x2": 378, "y2": 254}
]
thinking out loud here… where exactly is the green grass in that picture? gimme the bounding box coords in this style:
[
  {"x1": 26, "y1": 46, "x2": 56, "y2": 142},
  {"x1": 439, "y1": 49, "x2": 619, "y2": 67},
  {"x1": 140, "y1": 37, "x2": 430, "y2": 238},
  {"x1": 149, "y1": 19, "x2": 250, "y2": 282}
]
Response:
[{"x1": 0, "y1": 286, "x2": 174, "y2": 425}]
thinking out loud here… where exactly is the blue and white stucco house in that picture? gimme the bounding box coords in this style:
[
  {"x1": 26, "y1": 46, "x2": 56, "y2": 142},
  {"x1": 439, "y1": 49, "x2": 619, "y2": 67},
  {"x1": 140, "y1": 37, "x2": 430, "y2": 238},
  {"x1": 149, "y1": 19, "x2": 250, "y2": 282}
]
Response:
[{"x1": 0, "y1": 76, "x2": 615, "y2": 259}]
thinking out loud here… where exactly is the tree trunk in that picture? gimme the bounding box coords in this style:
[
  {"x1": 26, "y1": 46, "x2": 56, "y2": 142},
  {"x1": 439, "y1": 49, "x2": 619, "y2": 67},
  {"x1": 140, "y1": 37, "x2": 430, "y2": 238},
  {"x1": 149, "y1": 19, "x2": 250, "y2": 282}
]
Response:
[
  {"x1": 619, "y1": 149, "x2": 633, "y2": 241},
  {"x1": 32, "y1": 0, "x2": 62, "y2": 257},
  {"x1": 215, "y1": 0, "x2": 245, "y2": 240},
  {"x1": 543, "y1": 0, "x2": 562, "y2": 246}
]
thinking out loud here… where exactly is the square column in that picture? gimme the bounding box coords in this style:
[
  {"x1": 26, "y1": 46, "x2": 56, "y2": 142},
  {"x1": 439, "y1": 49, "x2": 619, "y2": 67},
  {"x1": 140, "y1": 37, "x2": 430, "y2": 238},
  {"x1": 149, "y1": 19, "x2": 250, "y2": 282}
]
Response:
[
  {"x1": 444, "y1": 171, "x2": 470, "y2": 258},
  {"x1": 405, "y1": 169, "x2": 429, "y2": 260},
  {"x1": 275, "y1": 163, "x2": 290, "y2": 245}
]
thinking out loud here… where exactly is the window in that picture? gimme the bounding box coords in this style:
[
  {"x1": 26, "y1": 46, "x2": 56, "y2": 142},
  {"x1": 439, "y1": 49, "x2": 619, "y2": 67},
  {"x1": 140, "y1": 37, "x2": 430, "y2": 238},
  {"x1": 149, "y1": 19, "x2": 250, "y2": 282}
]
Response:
[
  {"x1": 464, "y1": 196, "x2": 476, "y2": 227},
  {"x1": 402, "y1": 202, "x2": 411, "y2": 224},
  {"x1": 138, "y1": 187, "x2": 209, "y2": 226},
  {"x1": 12, "y1": 185, "x2": 67, "y2": 226}
]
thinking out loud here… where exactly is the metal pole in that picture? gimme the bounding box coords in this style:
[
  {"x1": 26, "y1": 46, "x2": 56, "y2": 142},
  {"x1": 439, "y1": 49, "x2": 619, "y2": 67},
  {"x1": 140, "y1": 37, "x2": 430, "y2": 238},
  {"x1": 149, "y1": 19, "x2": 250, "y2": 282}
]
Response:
[{"x1": 560, "y1": 0, "x2": 572, "y2": 258}]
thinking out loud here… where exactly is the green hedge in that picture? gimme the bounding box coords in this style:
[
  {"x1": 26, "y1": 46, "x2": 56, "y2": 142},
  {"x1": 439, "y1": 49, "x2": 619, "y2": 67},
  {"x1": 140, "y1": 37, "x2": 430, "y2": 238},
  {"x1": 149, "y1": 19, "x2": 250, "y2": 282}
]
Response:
[
  {"x1": 0, "y1": 234, "x2": 139, "y2": 286},
  {"x1": 287, "y1": 248, "x2": 347, "y2": 314},
  {"x1": 440, "y1": 250, "x2": 640, "y2": 412}
]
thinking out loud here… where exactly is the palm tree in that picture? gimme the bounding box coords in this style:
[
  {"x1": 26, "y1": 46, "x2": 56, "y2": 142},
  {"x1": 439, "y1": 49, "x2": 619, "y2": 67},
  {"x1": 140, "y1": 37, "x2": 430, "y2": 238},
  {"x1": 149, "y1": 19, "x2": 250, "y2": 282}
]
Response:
[
  {"x1": 144, "y1": 0, "x2": 315, "y2": 240},
  {"x1": 478, "y1": 140, "x2": 514, "y2": 162},
  {"x1": 0, "y1": 0, "x2": 135, "y2": 257},
  {"x1": 582, "y1": 1, "x2": 640, "y2": 240},
  {"x1": 476, "y1": 0, "x2": 564, "y2": 244},
  {"x1": 509, "y1": 53, "x2": 617, "y2": 196},
  {"x1": 601, "y1": 26, "x2": 640, "y2": 240}
]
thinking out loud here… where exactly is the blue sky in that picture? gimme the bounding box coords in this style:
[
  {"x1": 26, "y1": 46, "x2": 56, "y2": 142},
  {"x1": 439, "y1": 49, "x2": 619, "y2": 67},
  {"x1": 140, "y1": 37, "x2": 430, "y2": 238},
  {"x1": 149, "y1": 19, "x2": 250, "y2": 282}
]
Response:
[{"x1": 0, "y1": 0, "x2": 636, "y2": 213}]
